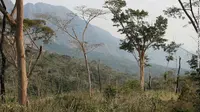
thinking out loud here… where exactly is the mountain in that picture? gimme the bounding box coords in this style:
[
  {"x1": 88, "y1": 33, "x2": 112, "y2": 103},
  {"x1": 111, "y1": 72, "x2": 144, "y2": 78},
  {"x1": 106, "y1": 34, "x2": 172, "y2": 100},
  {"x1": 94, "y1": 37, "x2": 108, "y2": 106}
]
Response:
[
  {"x1": 4, "y1": 0, "x2": 13, "y2": 12},
  {"x1": 23, "y1": 2, "x2": 189, "y2": 75},
  {"x1": 5, "y1": 1, "x2": 189, "y2": 76}
]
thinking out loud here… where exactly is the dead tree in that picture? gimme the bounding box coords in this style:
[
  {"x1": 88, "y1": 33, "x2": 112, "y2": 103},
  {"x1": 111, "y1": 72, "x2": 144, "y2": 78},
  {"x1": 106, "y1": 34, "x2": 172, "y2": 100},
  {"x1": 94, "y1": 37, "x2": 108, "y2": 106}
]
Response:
[
  {"x1": 97, "y1": 59, "x2": 102, "y2": 93},
  {"x1": 38, "y1": 6, "x2": 107, "y2": 97},
  {"x1": 176, "y1": 56, "x2": 181, "y2": 93}
]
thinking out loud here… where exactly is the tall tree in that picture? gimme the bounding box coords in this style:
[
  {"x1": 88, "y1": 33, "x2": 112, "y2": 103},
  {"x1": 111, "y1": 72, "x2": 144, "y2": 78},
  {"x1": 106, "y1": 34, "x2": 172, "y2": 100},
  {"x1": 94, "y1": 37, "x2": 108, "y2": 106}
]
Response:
[
  {"x1": 0, "y1": 0, "x2": 7, "y2": 103},
  {"x1": 176, "y1": 56, "x2": 181, "y2": 93},
  {"x1": 97, "y1": 59, "x2": 102, "y2": 93},
  {"x1": 0, "y1": 0, "x2": 52, "y2": 105},
  {"x1": 0, "y1": 0, "x2": 28, "y2": 105},
  {"x1": 38, "y1": 6, "x2": 107, "y2": 97},
  {"x1": 104, "y1": 0, "x2": 168, "y2": 90},
  {"x1": 16, "y1": 0, "x2": 27, "y2": 105}
]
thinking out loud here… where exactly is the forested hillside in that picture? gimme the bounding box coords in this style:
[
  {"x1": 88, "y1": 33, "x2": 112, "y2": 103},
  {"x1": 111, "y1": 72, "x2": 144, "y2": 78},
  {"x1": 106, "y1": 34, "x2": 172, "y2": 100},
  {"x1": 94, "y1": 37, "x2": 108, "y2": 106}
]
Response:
[
  {"x1": 0, "y1": 0, "x2": 200, "y2": 112},
  {"x1": 21, "y1": 2, "x2": 189, "y2": 74}
]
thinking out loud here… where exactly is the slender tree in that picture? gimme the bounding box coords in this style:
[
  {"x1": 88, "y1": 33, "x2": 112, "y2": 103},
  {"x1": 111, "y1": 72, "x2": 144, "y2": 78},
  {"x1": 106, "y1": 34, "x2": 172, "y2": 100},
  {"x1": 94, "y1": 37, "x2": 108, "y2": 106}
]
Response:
[
  {"x1": 15, "y1": 0, "x2": 28, "y2": 105},
  {"x1": 0, "y1": 0, "x2": 53, "y2": 105},
  {"x1": 38, "y1": 6, "x2": 107, "y2": 97},
  {"x1": 163, "y1": 41, "x2": 181, "y2": 80},
  {"x1": 97, "y1": 59, "x2": 102, "y2": 93},
  {"x1": 104, "y1": 0, "x2": 168, "y2": 90},
  {"x1": 176, "y1": 56, "x2": 181, "y2": 93}
]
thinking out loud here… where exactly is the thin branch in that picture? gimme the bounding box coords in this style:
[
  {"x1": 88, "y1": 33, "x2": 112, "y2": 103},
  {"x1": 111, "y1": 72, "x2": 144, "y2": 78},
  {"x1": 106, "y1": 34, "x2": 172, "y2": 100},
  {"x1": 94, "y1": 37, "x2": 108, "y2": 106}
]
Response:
[
  {"x1": 11, "y1": 1, "x2": 17, "y2": 17},
  {"x1": 24, "y1": 28, "x2": 40, "y2": 50},
  {"x1": 0, "y1": 4, "x2": 16, "y2": 25},
  {"x1": 189, "y1": 0, "x2": 198, "y2": 27},
  {"x1": 178, "y1": 0, "x2": 198, "y2": 32},
  {"x1": 27, "y1": 46, "x2": 43, "y2": 79},
  {"x1": 132, "y1": 51, "x2": 139, "y2": 66},
  {"x1": 72, "y1": 28, "x2": 78, "y2": 39}
]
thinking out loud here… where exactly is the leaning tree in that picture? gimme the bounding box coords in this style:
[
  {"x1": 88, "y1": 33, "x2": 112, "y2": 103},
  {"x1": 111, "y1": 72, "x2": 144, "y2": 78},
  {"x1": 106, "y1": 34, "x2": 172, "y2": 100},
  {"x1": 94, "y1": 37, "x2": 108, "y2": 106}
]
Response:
[{"x1": 104, "y1": 0, "x2": 168, "y2": 90}]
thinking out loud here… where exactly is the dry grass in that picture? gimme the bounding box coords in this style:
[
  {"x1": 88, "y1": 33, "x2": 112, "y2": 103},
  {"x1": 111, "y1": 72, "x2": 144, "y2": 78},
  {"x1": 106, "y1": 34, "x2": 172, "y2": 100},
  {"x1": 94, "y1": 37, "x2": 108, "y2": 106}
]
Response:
[{"x1": 0, "y1": 90, "x2": 181, "y2": 112}]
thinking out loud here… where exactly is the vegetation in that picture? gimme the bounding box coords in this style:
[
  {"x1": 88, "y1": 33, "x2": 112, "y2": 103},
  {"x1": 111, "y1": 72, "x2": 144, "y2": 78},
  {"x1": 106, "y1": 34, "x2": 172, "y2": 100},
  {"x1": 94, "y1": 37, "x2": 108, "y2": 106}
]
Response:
[
  {"x1": 37, "y1": 6, "x2": 107, "y2": 97},
  {"x1": 104, "y1": 0, "x2": 168, "y2": 90},
  {"x1": 0, "y1": 0, "x2": 200, "y2": 111}
]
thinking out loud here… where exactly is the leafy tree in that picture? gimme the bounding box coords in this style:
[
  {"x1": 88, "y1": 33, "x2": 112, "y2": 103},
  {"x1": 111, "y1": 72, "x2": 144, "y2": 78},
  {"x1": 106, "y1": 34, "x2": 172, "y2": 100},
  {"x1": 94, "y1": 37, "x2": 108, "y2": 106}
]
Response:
[
  {"x1": 188, "y1": 54, "x2": 198, "y2": 70},
  {"x1": 104, "y1": 0, "x2": 168, "y2": 90},
  {"x1": 24, "y1": 19, "x2": 55, "y2": 44}
]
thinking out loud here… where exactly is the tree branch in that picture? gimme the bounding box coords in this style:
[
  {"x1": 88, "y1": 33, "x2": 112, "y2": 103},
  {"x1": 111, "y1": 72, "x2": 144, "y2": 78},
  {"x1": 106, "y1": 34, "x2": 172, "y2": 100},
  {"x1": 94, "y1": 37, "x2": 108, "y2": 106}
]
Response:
[
  {"x1": 189, "y1": 0, "x2": 198, "y2": 27},
  {"x1": 11, "y1": 1, "x2": 17, "y2": 17},
  {"x1": 0, "y1": 4, "x2": 16, "y2": 25},
  {"x1": 178, "y1": 0, "x2": 198, "y2": 32},
  {"x1": 27, "y1": 46, "x2": 43, "y2": 79}
]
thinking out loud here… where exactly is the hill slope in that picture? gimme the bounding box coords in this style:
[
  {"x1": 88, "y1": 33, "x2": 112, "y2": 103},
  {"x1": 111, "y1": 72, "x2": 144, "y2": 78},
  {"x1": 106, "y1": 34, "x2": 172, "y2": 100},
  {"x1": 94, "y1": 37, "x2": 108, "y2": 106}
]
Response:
[{"x1": 5, "y1": 1, "x2": 189, "y2": 76}]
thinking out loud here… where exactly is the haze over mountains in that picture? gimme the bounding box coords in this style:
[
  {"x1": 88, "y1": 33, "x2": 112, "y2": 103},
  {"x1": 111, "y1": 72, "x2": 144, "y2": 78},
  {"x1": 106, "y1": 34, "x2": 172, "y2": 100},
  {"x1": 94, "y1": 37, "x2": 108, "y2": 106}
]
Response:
[{"x1": 6, "y1": 0, "x2": 190, "y2": 76}]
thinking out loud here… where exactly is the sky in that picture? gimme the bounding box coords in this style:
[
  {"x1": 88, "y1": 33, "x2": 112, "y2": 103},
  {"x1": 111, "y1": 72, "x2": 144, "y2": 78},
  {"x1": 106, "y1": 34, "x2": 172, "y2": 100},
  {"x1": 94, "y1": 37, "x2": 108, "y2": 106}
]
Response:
[{"x1": 11, "y1": 0, "x2": 198, "y2": 54}]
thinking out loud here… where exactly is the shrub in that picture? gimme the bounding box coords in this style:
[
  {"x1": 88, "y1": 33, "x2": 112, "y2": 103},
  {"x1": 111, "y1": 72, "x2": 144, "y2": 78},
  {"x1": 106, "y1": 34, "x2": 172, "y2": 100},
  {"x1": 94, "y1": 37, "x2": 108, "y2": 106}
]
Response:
[
  {"x1": 103, "y1": 85, "x2": 117, "y2": 100},
  {"x1": 121, "y1": 80, "x2": 140, "y2": 93}
]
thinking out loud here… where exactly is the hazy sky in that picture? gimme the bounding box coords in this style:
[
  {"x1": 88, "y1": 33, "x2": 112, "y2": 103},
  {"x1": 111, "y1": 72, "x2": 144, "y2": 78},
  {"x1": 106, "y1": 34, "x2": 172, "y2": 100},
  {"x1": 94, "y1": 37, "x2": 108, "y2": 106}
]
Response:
[{"x1": 11, "y1": 0, "x2": 197, "y2": 54}]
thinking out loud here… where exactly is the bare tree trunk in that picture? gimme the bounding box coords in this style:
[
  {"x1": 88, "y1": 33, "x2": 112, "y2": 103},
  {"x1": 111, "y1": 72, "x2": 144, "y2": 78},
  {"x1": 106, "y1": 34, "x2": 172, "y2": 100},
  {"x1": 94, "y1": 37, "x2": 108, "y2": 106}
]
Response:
[
  {"x1": 76, "y1": 72, "x2": 79, "y2": 91},
  {"x1": 176, "y1": 57, "x2": 181, "y2": 93},
  {"x1": 0, "y1": 0, "x2": 7, "y2": 103},
  {"x1": 140, "y1": 52, "x2": 145, "y2": 91},
  {"x1": 16, "y1": 0, "x2": 28, "y2": 105},
  {"x1": 148, "y1": 68, "x2": 151, "y2": 90},
  {"x1": 164, "y1": 61, "x2": 169, "y2": 81},
  {"x1": 82, "y1": 47, "x2": 92, "y2": 97},
  {"x1": 97, "y1": 59, "x2": 102, "y2": 93}
]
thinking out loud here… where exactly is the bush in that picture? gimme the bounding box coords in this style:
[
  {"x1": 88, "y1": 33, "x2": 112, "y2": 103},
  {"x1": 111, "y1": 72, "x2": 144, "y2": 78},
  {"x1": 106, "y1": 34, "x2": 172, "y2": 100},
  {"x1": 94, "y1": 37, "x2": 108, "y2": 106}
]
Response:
[
  {"x1": 103, "y1": 85, "x2": 117, "y2": 100},
  {"x1": 121, "y1": 80, "x2": 140, "y2": 93}
]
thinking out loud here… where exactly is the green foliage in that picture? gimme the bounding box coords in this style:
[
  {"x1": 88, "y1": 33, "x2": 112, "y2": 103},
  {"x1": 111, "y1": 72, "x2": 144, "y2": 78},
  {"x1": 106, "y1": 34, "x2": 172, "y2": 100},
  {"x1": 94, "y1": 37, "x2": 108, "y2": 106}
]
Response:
[
  {"x1": 121, "y1": 80, "x2": 140, "y2": 92},
  {"x1": 164, "y1": 0, "x2": 199, "y2": 32},
  {"x1": 187, "y1": 55, "x2": 197, "y2": 70},
  {"x1": 105, "y1": 0, "x2": 168, "y2": 54},
  {"x1": 103, "y1": 85, "x2": 117, "y2": 100},
  {"x1": 4, "y1": 52, "x2": 128, "y2": 98},
  {"x1": 164, "y1": 41, "x2": 181, "y2": 63},
  {"x1": 24, "y1": 19, "x2": 55, "y2": 44}
]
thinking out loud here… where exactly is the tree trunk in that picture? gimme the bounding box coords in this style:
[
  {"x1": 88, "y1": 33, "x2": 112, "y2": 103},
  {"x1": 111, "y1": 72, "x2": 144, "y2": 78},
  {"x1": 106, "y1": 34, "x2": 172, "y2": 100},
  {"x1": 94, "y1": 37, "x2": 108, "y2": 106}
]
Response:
[
  {"x1": 0, "y1": 0, "x2": 7, "y2": 103},
  {"x1": 76, "y1": 72, "x2": 79, "y2": 91},
  {"x1": 176, "y1": 57, "x2": 181, "y2": 93},
  {"x1": 82, "y1": 47, "x2": 92, "y2": 97},
  {"x1": 148, "y1": 68, "x2": 151, "y2": 90},
  {"x1": 16, "y1": 0, "x2": 28, "y2": 105},
  {"x1": 139, "y1": 51, "x2": 145, "y2": 91},
  {"x1": 164, "y1": 61, "x2": 169, "y2": 81},
  {"x1": 97, "y1": 59, "x2": 102, "y2": 93}
]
